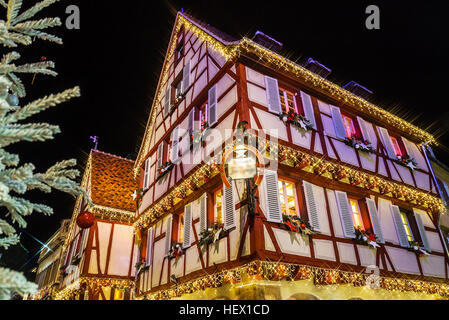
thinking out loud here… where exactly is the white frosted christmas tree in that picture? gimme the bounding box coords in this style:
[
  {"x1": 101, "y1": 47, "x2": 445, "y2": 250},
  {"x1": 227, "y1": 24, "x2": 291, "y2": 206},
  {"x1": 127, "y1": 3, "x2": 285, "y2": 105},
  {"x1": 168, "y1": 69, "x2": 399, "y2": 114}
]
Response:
[{"x1": 0, "y1": 0, "x2": 86, "y2": 299}]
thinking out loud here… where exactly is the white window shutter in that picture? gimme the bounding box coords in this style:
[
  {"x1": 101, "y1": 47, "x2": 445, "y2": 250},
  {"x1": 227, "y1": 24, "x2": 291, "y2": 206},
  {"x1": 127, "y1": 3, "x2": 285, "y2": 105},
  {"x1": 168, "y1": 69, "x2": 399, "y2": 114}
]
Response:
[
  {"x1": 264, "y1": 76, "x2": 281, "y2": 113},
  {"x1": 357, "y1": 117, "x2": 370, "y2": 142},
  {"x1": 200, "y1": 193, "x2": 208, "y2": 234},
  {"x1": 163, "y1": 88, "x2": 170, "y2": 117},
  {"x1": 157, "y1": 143, "x2": 164, "y2": 168},
  {"x1": 262, "y1": 170, "x2": 283, "y2": 223},
  {"x1": 300, "y1": 92, "x2": 317, "y2": 129},
  {"x1": 182, "y1": 204, "x2": 193, "y2": 249},
  {"x1": 208, "y1": 85, "x2": 218, "y2": 126},
  {"x1": 188, "y1": 108, "x2": 195, "y2": 133},
  {"x1": 143, "y1": 158, "x2": 150, "y2": 189},
  {"x1": 366, "y1": 198, "x2": 385, "y2": 243},
  {"x1": 413, "y1": 210, "x2": 431, "y2": 252},
  {"x1": 171, "y1": 126, "x2": 180, "y2": 163},
  {"x1": 303, "y1": 181, "x2": 321, "y2": 232},
  {"x1": 145, "y1": 227, "x2": 153, "y2": 266},
  {"x1": 377, "y1": 127, "x2": 397, "y2": 159},
  {"x1": 402, "y1": 137, "x2": 419, "y2": 164},
  {"x1": 81, "y1": 229, "x2": 89, "y2": 252},
  {"x1": 223, "y1": 182, "x2": 236, "y2": 231},
  {"x1": 164, "y1": 215, "x2": 173, "y2": 256},
  {"x1": 330, "y1": 105, "x2": 347, "y2": 140},
  {"x1": 390, "y1": 204, "x2": 410, "y2": 247},
  {"x1": 182, "y1": 60, "x2": 191, "y2": 94},
  {"x1": 335, "y1": 191, "x2": 355, "y2": 238}
]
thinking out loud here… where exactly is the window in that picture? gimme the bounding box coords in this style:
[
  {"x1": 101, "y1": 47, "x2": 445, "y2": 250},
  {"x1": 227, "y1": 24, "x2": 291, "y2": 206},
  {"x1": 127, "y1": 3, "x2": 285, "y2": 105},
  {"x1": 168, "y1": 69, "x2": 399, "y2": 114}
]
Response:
[
  {"x1": 214, "y1": 189, "x2": 223, "y2": 224},
  {"x1": 349, "y1": 199, "x2": 364, "y2": 230},
  {"x1": 400, "y1": 211, "x2": 414, "y2": 242},
  {"x1": 342, "y1": 114, "x2": 358, "y2": 139},
  {"x1": 199, "y1": 102, "x2": 208, "y2": 131},
  {"x1": 175, "y1": 32, "x2": 184, "y2": 64},
  {"x1": 177, "y1": 213, "x2": 184, "y2": 243},
  {"x1": 390, "y1": 135, "x2": 405, "y2": 157},
  {"x1": 279, "y1": 87, "x2": 298, "y2": 114},
  {"x1": 175, "y1": 79, "x2": 183, "y2": 98},
  {"x1": 278, "y1": 179, "x2": 298, "y2": 216}
]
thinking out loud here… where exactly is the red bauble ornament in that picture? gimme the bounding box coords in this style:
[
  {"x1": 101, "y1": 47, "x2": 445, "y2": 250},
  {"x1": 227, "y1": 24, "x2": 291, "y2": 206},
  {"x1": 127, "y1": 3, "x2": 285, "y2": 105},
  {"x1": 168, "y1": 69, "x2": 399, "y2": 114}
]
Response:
[{"x1": 76, "y1": 211, "x2": 95, "y2": 229}]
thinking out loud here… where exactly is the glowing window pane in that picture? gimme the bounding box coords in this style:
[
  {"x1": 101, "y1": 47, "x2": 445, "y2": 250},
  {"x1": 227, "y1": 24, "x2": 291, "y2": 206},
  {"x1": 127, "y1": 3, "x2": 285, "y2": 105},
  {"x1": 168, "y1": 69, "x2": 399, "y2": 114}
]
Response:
[
  {"x1": 279, "y1": 180, "x2": 297, "y2": 216},
  {"x1": 178, "y1": 214, "x2": 184, "y2": 243},
  {"x1": 349, "y1": 199, "x2": 364, "y2": 230},
  {"x1": 342, "y1": 115, "x2": 356, "y2": 138},
  {"x1": 279, "y1": 88, "x2": 297, "y2": 114},
  {"x1": 390, "y1": 136, "x2": 403, "y2": 157},
  {"x1": 400, "y1": 212, "x2": 414, "y2": 242},
  {"x1": 215, "y1": 190, "x2": 223, "y2": 224}
]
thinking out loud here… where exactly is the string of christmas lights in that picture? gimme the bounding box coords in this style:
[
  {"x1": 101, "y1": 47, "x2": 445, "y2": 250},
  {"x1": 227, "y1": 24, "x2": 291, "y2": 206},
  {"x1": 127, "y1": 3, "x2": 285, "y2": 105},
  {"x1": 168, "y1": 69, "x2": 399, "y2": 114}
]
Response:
[
  {"x1": 137, "y1": 260, "x2": 449, "y2": 300},
  {"x1": 55, "y1": 277, "x2": 134, "y2": 300}
]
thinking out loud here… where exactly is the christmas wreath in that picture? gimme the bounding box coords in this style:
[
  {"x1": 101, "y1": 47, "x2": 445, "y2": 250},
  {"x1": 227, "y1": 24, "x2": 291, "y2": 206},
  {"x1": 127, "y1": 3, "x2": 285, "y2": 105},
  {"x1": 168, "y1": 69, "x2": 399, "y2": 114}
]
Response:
[
  {"x1": 156, "y1": 161, "x2": 175, "y2": 181},
  {"x1": 282, "y1": 214, "x2": 313, "y2": 235},
  {"x1": 279, "y1": 110, "x2": 314, "y2": 132},
  {"x1": 344, "y1": 135, "x2": 374, "y2": 154},
  {"x1": 354, "y1": 228, "x2": 379, "y2": 248},
  {"x1": 395, "y1": 155, "x2": 418, "y2": 171},
  {"x1": 408, "y1": 241, "x2": 429, "y2": 258},
  {"x1": 197, "y1": 222, "x2": 225, "y2": 252},
  {"x1": 168, "y1": 242, "x2": 183, "y2": 260}
]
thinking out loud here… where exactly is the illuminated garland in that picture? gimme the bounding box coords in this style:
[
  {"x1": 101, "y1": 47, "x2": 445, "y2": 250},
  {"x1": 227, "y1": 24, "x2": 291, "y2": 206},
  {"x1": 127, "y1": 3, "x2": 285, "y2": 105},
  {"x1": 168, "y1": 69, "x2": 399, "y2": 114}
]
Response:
[
  {"x1": 134, "y1": 157, "x2": 222, "y2": 229},
  {"x1": 273, "y1": 141, "x2": 445, "y2": 214},
  {"x1": 91, "y1": 205, "x2": 135, "y2": 223},
  {"x1": 138, "y1": 260, "x2": 449, "y2": 300},
  {"x1": 55, "y1": 277, "x2": 134, "y2": 300},
  {"x1": 134, "y1": 12, "x2": 437, "y2": 176}
]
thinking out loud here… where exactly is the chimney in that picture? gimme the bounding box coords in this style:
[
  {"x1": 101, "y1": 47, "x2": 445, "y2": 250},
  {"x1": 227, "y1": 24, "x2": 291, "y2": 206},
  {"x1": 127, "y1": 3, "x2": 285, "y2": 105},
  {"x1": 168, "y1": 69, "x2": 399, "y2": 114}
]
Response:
[
  {"x1": 252, "y1": 31, "x2": 283, "y2": 53},
  {"x1": 343, "y1": 81, "x2": 373, "y2": 100},
  {"x1": 303, "y1": 58, "x2": 332, "y2": 78}
]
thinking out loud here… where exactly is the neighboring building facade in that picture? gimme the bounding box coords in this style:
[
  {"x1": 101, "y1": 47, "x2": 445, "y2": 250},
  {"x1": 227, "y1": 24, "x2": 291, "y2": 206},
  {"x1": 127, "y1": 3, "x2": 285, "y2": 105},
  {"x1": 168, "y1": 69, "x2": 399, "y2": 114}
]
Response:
[
  {"x1": 132, "y1": 12, "x2": 449, "y2": 300},
  {"x1": 33, "y1": 219, "x2": 70, "y2": 300},
  {"x1": 55, "y1": 150, "x2": 138, "y2": 300}
]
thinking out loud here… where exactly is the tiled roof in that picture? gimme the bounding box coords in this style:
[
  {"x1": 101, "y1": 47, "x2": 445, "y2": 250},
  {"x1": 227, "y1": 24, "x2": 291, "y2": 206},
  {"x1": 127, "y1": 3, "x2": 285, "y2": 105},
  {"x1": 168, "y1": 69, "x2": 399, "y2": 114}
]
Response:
[
  {"x1": 182, "y1": 12, "x2": 239, "y2": 44},
  {"x1": 90, "y1": 150, "x2": 137, "y2": 212}
]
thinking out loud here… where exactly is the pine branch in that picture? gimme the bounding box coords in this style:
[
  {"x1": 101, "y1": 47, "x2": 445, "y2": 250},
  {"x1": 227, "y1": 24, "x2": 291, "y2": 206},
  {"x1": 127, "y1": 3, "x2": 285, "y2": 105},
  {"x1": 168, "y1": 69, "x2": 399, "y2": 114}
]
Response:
[
  {"x1": 11, "y1": 17, "x2": 61, "y2": 31},
  {"x1": 0, "y1": 123, "x2": 61, "y2": 147},
  {"x1": 0, "y1": 267, "x2": 37, "y2": 299},
  {"x1": 4, "y1": 86, "x2": 80, "y2": 124},
  {"x1": 14, "y1": 0, "x2": 59, "y2": 24},
  {"x1": 0, "y1": 0, "x2": 7, "y2": 9},
  {"x1": 6, "y1": 0, "x2": 23, "y2": 26},
  {"x1": 21, "y1": 29, "x2": 62, "y2": 44}
]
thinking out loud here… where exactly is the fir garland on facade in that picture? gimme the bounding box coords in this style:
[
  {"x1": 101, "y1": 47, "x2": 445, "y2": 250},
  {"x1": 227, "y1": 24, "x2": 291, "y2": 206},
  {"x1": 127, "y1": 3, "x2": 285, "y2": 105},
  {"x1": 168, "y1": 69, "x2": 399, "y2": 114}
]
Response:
[
  {"x1": 282, "y1": 215, "x2": 313, "y2": 235},
  {"x1": 408, "y1": 241, "x2": 429, "y2": 258},
  {"x1": 156, "y1": 161, "x2": 175, "y2": 182},
  {"x1": 343, "y1": 135, "x2": 374, "y2": 154},
  {"x1": 168, "y1": 242, "x2": 183, "y2": 260},
  {"x1": 354, "y1": 228, "x2": 379, "y2": 248},
  {"x1": 197, "y1": 222, "x2": 225, "y2": 252},
  {"x1": 395, "y1": 155, "x2": 418, "y2": 171},
  {"x1": 279, "y1": 110, "x2": 314, "y2": 132}
]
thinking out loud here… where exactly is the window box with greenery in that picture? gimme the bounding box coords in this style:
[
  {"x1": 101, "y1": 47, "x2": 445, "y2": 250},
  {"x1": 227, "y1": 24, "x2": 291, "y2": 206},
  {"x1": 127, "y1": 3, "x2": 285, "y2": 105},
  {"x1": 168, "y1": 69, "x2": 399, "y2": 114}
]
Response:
[
  {"x1": 197, "y1": 222, "x2": 225, "y2": 252},
  {"x1": 156, "y1": 161, "x2": 174, "y2": 182},
  {"x1": 354, "y1": 228, "x2": 379, "y2": 248},
  {"x1": 168, "y1": 242, "x2": 183, "y2": 260},
  {"x1": 135, "y1": 258, "x2": 150, "y2": 275},
  {"x1": 408, "y1": 241, "x2": 429, "y2": 258},
  {"x1": 343, "y1": 134, "x2": 374, "y2": 154},
  {"x1": 279, "y1": 110, "x2": 314, "y2": 132},
  {"x1": 282, "y1": 214, "x2": 314, "y2": 235},
  {"x1": 394, "y1": 154, "x2": 418, "y2": 170}
]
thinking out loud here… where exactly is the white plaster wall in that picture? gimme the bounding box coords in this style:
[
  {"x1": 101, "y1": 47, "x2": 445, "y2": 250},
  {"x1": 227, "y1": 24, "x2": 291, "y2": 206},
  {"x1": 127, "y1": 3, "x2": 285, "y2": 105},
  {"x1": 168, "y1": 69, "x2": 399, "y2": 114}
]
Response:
[{"x1": 108, "y1": 224, "x2": 134, "y2": 276}]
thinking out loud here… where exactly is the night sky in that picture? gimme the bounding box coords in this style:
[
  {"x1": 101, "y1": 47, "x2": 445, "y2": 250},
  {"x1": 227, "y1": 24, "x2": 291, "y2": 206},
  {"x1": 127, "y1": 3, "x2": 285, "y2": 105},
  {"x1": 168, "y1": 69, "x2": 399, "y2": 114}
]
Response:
[{"x1": 2, "y1": 0, "x2": 449, "y2": 280}]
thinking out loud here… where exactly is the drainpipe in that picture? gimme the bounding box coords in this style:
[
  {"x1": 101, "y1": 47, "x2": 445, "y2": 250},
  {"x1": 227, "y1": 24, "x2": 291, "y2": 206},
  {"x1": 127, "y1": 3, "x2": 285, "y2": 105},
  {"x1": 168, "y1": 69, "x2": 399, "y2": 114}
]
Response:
[{"x1": 421, "y1": 143, "x2": 449, "y2": 259}]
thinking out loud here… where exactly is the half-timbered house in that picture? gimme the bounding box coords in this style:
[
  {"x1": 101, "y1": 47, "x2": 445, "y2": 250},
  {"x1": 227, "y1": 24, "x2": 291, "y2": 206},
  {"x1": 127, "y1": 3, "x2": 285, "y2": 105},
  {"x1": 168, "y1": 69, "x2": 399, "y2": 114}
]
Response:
[
  {"x1": 131, "y1": 11, "x2": 449, "y2": 300},
  {"x1": 55, "y1": 150, "x2": 138, "y2": 300}
]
